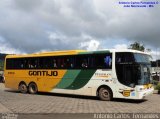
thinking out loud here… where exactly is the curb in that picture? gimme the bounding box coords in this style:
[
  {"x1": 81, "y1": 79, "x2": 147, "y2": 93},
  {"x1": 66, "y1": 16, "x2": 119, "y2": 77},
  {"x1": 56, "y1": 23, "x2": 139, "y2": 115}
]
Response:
[{"x1": 153, "y1": 90, "x2": 160, "y2": 94}]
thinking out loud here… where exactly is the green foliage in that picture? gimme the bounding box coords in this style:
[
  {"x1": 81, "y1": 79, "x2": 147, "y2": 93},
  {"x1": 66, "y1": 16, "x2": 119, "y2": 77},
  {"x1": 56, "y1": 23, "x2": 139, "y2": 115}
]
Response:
[
  {"x1": 152, "y1": 79, "x2": 159, "y2": 85},
  {"x1": 128, "y1": 42, "x2": 151, "y2": 52},
  {"x1": 155, "y1": 83, "x2": 160, "y2": 91},
  {"x1": 0, "y1": 60, "x2": 4, "y2": 71}
]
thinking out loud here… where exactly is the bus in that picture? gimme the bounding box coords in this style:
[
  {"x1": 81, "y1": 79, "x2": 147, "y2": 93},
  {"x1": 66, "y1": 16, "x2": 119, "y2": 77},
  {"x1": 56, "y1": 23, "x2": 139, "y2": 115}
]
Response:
[{"x1": 4, "y1": 49, "x2": 154, "y2": 101}]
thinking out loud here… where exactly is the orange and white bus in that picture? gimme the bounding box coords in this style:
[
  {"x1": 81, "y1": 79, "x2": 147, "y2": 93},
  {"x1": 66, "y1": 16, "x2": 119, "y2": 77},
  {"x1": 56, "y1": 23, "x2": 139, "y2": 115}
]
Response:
[{"x1": 4, "y1": 49, "x2": 153, "y2": 101}]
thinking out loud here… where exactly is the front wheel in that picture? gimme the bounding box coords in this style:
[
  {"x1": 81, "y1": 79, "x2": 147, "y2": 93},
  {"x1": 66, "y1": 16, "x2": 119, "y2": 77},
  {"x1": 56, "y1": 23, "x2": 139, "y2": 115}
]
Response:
[
  {"x1": 98, "y1": 87, "x2": 113, "y2": 101},
  {"x1": 28, "y1": 83, "x2": 38, "y2": 94}
]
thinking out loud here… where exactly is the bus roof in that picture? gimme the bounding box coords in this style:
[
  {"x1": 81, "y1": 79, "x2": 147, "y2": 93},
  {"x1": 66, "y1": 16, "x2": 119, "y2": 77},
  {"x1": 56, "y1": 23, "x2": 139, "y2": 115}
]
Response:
[
  {"x1": 6, "y1": 50, "x2": 85, "y2": 58},
  {"x1": 101, "y1": 49, "x2": 150, "y2": 54},
  {"x1": 6, "y1": 49, "x2": 150, "y2": 58}
]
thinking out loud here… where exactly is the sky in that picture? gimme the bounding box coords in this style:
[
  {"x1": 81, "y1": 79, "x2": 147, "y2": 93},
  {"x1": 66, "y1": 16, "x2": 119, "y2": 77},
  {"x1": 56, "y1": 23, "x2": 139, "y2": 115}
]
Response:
[{"x1": 0, "y1": 0, "x2": 160, "y2": 59}]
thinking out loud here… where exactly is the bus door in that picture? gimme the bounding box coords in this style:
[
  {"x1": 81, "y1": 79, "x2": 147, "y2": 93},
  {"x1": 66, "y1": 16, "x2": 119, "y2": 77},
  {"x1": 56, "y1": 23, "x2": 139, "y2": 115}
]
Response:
[{"x1": 115, "y1": 52, "x2": 139, "y2": 98}]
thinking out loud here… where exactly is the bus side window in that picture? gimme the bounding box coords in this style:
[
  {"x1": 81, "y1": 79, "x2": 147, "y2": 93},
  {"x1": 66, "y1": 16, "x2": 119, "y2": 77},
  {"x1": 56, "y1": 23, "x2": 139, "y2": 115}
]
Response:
[
  {"x1": 70, "y1": 58, "x2": 74, "y2": 68},
  {"x1": 66, "y1": 58, "x2": 74, "y2": 68},
  {"x1": 81, "y1": 59, "x2": 88, "y2": 68},
  {"x1": 53, "y1": 59, "x2": 57, "y2": 68},
  {"x1": 58, "y1": 58, "x2": 64, "y2": 68},
  {"x1": 22, "y1": 59, "x2": 27, "y2": 69},
  {"x1": 39, "y1": 58, "x2": 48, "y2": 69},
  {"x1": 20, "y1": 59, "x2": 25, "y2": 68},
  {"x1": 28, "y1": 60, "x2": 33, "y2": 69},
  {"x1": 61, "y1": 58, "x2": 66, "y2": 68},
  {"x1": 75, "y1": 55, "x2": 90, "y2": 69},
  {"x1": 27, "y1": 58, "x2": 38, "y2": 69},
  {"x1": 95, "y1": 54, "x2": 112, "y2": 69},
  {"x1": 104, "y1": 56, "x2": 112, "y2": 68},
  {"x1": 15, "y1": 59, "x2": 22, "y2": 69},
  {"x1": 34, "y1": 60, "x2": 38, "y2": 68}
]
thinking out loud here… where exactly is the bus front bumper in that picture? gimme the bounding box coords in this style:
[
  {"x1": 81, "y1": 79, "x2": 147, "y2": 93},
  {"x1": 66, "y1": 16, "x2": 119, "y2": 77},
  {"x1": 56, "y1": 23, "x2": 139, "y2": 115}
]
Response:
[{"x1": 138, "y1": 87, "x2": 154, "y2": 99}]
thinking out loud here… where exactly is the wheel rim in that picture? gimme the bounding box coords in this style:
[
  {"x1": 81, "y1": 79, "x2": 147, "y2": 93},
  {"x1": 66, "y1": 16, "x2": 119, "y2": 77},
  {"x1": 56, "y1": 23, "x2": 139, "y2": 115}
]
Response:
[
  {"x1": 20, "y1": 84, "x2": 27, "y2": 93},
  {"x1": 29, "y1": 84, "x2": 37, "y2": 94},
  {"x1": 101, "y1": 89, "x2": 109, "y2": 98}
]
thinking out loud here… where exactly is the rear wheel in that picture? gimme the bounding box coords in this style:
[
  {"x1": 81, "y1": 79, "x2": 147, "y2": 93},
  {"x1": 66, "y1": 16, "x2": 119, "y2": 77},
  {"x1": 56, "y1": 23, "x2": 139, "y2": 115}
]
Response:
[
  {"x1": 19, "y1": 83, "x2": 28, "y2": 93},
  {"x1": 98, "y1": 87, "x2": 113, "y2": 101},
  {"x1": 28, "y1": 82, "x2": 38, "y2": 94}
]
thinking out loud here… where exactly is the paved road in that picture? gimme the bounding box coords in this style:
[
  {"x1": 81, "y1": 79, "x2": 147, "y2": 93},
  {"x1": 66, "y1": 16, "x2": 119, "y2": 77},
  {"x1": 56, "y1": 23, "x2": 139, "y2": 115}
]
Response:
[{"x1": 0, "y1": 83, "x2": 160, "y2": 118}]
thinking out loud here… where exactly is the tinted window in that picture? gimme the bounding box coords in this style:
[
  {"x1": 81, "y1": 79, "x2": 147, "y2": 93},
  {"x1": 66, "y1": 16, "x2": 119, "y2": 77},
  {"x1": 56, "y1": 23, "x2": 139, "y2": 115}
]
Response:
[
  {"x1": 6, "y1": 56, "x2": 75, "y2": 69},
  {"x1": 6, "y1": 53, "x2": 112, "y2": 70},
  {"x1": 95, "y1": 54, "x2": 112, "y2": 69},
  {"x1": 75, "y1": 55, "x2": 91, "y2": 68},
  {"x1": 134, "y1": 53, "x2": 151, "y2": 63},
  {"x1": 116, "y1": 52, "x2": 135, "y2": 63},
  {"x1": 116, "y1": 53, "x2": 141, "y2": 87}
]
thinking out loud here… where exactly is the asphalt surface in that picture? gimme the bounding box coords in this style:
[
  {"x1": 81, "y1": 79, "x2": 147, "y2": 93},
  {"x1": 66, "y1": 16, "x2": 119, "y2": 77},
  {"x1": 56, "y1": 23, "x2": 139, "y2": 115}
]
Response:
[{"x1": 0, "y1": 83, "x2": 160, "y2": 119}]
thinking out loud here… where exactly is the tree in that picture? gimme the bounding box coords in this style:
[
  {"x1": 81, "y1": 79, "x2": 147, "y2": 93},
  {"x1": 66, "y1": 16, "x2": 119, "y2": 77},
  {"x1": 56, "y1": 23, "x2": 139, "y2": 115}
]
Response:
[{"x1": 128, "y1": 42, "x2": 151, "y2": 52}]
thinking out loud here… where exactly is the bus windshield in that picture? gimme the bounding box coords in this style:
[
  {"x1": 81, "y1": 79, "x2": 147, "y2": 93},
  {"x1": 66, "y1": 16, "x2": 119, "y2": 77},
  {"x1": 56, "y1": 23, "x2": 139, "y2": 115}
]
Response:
[
  {"x1": 134, "y1": 53, "x2": 151, "y2": 85},
  {"x1": 137, "y1": 64, "x2": 151, "y2": 85},
  {"x1": 134, "y1": 53, "x2": 152, "y2": 64},
  {"x1": 116, "y1": 53, "x2": 152, "y2": 87}
]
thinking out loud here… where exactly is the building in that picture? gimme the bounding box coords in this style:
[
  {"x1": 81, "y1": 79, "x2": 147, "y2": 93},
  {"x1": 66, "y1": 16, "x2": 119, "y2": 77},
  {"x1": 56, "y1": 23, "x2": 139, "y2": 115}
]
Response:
[{"x1": 151, "y1": 60, "x2": 160, "y2": 81}]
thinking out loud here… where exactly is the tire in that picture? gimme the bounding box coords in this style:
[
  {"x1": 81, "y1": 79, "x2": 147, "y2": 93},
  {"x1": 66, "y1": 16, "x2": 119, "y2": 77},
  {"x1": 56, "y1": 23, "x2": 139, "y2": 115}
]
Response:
[
  {"x1": 28, "y1": 82, "x2": 38, "y2": 94},
  {"x1": 98, "y1": 87, "x2": 113, "y2": 101},
  {"x1": 19, "y1": 83, "x2": 28, "y2": 93}
]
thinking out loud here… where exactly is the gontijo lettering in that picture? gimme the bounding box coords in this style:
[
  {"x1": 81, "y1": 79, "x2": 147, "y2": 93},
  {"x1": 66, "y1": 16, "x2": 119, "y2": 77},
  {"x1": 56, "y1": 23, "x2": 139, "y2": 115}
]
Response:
[{"x1": 29, "y1": 71, "x2": 58, "y2": 76}]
